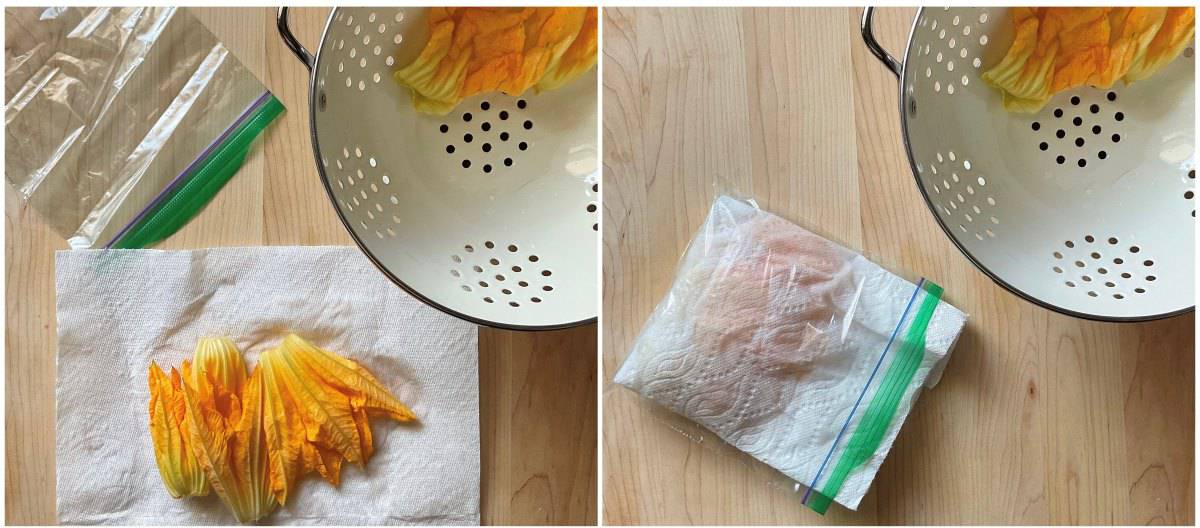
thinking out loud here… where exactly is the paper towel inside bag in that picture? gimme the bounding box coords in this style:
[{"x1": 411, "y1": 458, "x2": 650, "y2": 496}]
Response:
[
  {"x1": 614, "y1": 196, "x2": 967, "y2": 511},
  {"x1": 55, "y1": 246, "x2": 479, "y2": 525}
]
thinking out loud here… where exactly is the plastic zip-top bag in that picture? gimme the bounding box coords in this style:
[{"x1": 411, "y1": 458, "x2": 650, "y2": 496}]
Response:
[
  {"x1": 613, "y1": 196, "x2": 969, "y2": 513},
  {"x1": 5, "y1": 7, "x2": 283, "y2": 249}
]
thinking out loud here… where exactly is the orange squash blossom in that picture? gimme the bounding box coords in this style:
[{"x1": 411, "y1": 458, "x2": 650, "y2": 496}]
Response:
[
  {"x1": 147, "y1": 334, "x2": 416, "y2": 523},
  {"x1": 983, "y1": 7, "x2": 1194, "y2": 112}
]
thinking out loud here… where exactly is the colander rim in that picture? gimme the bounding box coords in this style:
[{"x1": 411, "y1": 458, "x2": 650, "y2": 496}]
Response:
[
  {"x1": 302, "y1": 7, "x2": 598, "y2": 331},
  {"x1": 894, "y1": 7, "x2": 1194, "y2": 323}
]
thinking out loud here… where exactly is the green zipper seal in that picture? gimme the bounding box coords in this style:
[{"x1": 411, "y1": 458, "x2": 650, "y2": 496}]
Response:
[
  {"x1": 806, "y1": 280, "x2": 944, "y2": 514},
  {"x1": 111, "y1": 94, "x2": 284, "y2": 249}
]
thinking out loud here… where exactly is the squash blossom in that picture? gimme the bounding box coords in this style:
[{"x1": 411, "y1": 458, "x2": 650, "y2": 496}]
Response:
[
  {"x1": 982, "y1": 7, "x2": 1195, "y2": 113},
  {"x1": 393, "y1": 7, "x2": 599, "y2": 114},
  {"x1": 148, "y1": 334, "x2": 416, "y2": 522},
  {"x1": 148, "y1": 362, "x2": 210, "y2": 498}
]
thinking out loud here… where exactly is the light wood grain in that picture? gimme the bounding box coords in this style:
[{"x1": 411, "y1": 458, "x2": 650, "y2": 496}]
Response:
[
  {"x1": 602, "y1": 7, "x2": 1194, "y2": 525},
  {"x1": 4, "y1": 7, "x2": 596, "y2": 525}
]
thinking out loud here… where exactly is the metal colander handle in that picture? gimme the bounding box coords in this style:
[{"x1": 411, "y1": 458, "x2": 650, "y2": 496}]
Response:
[
  {"x1": 277, "y1": 7, "x2": 314, "y2": 72},
  {"x1": 861, "y1": 7, "x2": 901, "y2": 79}
]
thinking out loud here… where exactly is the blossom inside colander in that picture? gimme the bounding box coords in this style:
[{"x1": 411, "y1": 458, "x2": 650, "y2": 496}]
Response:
[
  {"x1": 303, "y1": 7, "x2": 598, "y2": 329},
  {"x1": 870, "y1": 7, "x2": 1194, "y2": 320}
]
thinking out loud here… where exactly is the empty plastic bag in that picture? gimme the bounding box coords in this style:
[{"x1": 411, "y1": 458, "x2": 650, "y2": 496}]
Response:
[{"x1": 5, "y1": 7, "x2": 282, "y2": 248}]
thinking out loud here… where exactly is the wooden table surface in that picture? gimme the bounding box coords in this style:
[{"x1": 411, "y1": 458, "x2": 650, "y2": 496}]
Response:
[
  {"x1": 602, "y1": 7, "x2": 1193, "y2": 525},
  {"x1": 4, "y1": 8, "x2": 596, "y2": 525}
]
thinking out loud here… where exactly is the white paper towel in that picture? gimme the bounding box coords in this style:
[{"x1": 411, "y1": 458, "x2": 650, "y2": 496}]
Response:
[
  {"x1": 55, "y1": 246, "x2": 479, "y2": 525},
  {"x1": 614, "y1": 196, "x2": 967, "y2": 511}
]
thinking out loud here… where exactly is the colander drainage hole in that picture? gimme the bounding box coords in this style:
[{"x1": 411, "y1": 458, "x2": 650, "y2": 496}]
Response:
[
  {"x1": 1037, "y1": 91, "x2": 1122, "y2": 168},
  {"x1": 1187, "y1": 186, "x2": 1195, "y2": 217},
  {"x1": 1055, "y1": 236, "x2": 1157, "y2": 299}
]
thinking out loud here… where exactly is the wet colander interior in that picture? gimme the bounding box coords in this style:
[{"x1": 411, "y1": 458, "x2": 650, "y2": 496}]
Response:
[
  {"x1": 280, "y1": 7, "x2": 598, "y2": 329},
  {"x1": 864, "y1": 7, "x2": 1195, "y2": 321}
]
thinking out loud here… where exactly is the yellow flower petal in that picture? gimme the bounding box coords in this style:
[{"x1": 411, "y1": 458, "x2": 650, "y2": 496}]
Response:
[
  {"x1": 394, "y1": 7, "x2": 595, "y2": 114},
  {"x1": 181, "y1": 365, "x2": 277, "y2": 523},
  {"x1": 537, "y1": 7, "x2": 598, "y2": 92},
  {"x1": 1126, "y1": 7, "x2": 1195, "y2": 82},
  {"x1": 260, "y1": 345, "x2": 365, "y2": 466},
  {"x1": 148, "y1": 363, "x2": 209, "y2": 498},
  {"x1": 984, "y1": 7, "x2": 1194, "y2": 113},
  {"x1": 260, "y1": 350, "x2": 306, "y2": 506},
  {"x1": 191, "y1": 337, "x2": 247, "y2": 394},
  {"x1": 280, "y1": 334, "x2": 417, "y2": 424}
]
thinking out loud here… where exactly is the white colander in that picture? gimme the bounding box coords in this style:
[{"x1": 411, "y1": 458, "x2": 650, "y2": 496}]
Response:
[
  {"x1": 278, "y1": 7, "x2": 598, "y2": 330},
  {"x1": 862, "y1": 7, "x2": 1195, "y2": 321}
]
